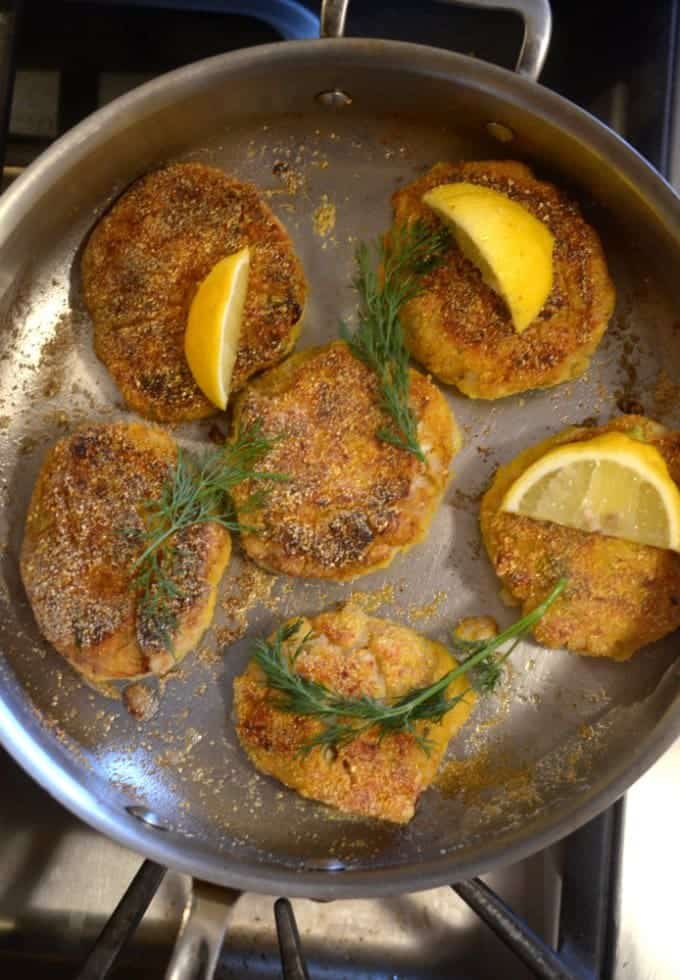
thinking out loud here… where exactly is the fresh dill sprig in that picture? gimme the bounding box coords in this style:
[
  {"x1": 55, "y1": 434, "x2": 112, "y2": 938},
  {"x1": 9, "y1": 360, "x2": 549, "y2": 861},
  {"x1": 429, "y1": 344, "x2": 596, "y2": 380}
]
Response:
[
  {"x1": 252, "y1": 579, "x2": 567, "y2": 754},
  {"x1": 342, "y1": 219, "x2": 450, "y2": 461},
  {"x1": 130, "y1": 421, "x2": 284, "y2": 650}
]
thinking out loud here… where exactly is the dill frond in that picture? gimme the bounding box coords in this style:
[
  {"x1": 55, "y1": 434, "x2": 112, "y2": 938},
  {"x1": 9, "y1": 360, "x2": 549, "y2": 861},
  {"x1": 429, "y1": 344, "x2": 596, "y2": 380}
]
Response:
[
  {"x1": 251, "y1": 579, "x2": 567, "y2": 753},
  {"x1": 343, "y1": 220, "x2": 450, "y2": 460},
  {"x1": 130, "y1": 421, "x2": 283, "y2": 650}
]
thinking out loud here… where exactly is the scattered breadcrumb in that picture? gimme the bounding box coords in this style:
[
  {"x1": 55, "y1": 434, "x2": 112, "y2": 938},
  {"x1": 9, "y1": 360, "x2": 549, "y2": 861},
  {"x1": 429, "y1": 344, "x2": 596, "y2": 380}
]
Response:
[
  {"x1": 408, "y1": 591, "x2": 447, "y2": 622},
  {"x1": 346, "y1": 583, "x2": 395, "y2": 614},
  {"x1": 313, "y1": 194, "x2": 336, "y2": 237},
  {"x1": 215, "y1": 562, "x2": 277, "y2": 651}
]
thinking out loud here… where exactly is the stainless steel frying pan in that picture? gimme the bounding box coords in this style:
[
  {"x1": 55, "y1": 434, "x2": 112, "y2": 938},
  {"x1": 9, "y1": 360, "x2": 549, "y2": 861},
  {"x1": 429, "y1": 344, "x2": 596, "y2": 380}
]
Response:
[{"x1": 0, "y1": 0, "x2": 678, "y2": 928}]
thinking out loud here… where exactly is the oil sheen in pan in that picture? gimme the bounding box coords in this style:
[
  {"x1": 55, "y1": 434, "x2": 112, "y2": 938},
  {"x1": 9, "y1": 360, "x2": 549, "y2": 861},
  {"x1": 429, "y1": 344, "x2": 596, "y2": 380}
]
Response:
[{"x1": 0, "y1": 108, "x2": 678, "y2": 870}]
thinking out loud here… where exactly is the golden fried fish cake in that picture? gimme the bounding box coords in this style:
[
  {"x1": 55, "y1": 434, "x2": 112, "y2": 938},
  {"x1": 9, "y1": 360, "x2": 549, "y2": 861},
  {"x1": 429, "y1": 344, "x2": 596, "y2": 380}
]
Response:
[
  {"x1": 234, "y1": 604, "x2": 474, "y2": 823},
  {"x1": 20, "y1": 422, "x2": 231, "y2": 682},
  {"x1": 230, "y1": 341, "x2": 459, "y2": 581},
  {"x1": 81, "y1": 162, "x2": 306, "y2": 422},
  {"x1": 393, "y1": 161, "x2": 615, "y2": 399},
  {"x1": 481, "y1": 415, "x2": 680, "y2": 660}
]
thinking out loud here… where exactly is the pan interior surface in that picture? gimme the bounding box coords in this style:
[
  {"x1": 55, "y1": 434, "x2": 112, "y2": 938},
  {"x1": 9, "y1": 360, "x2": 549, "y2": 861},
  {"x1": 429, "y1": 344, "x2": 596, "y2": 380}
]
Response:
[{"x1": 0, "y1": 43, "x2": 678, "y2": 897}]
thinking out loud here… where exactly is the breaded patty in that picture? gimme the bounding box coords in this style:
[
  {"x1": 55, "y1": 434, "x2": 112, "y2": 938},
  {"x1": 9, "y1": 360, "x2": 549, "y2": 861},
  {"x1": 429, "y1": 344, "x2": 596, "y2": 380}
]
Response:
[
  {"x1": 234, "y1": 604, "x2": 474, "y2": 823},
  {"x1": 81, "y1": 163, "x2": 306, "y2": 422},
  {"x1": 393, "y1": 160, "x2": 615, "y2": 399},
  {"x1": 481, "y1": 415, "x2": 680, "y2": 660},
  {"x1": 230, "y1": 341, "x2": 459, "y2": 581},
  {"x1": 20, "y1": 422, "x2": 231, "y2": 682}
]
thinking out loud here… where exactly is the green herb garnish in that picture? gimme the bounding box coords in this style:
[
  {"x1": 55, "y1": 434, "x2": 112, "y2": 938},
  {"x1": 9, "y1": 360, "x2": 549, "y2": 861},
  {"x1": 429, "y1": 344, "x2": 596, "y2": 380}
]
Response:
[
  {"x1": 251, "y1": 579, "x2": 566, "y2": 753},
  {"x1": 131, "y1": 422, "x2": 283, "y2": 650},
  {"x1": 342, "y1": 219, "x2": 450, "y2": 460}
]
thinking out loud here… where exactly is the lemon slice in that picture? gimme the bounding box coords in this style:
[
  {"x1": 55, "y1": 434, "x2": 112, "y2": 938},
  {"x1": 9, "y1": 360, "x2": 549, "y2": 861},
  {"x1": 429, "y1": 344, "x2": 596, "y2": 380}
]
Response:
[
  {"x1": 422, "y1": 182, "x2": 555, "y2": 333},
  {"x1": 501, "y1": 431, "x2": 680, "y2": 551},
  {"x1": 185, "y1": 247, "x2": 250, "y2": 410}
]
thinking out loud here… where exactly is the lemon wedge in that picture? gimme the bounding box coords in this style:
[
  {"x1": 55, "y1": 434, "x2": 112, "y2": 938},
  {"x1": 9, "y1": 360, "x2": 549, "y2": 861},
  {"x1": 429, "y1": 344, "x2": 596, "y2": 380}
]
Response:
[
  {"x1": 185, "y1": 247, "x2": 250, "y2": 410},
  {"x1": 422, "y1": 182, "x2": 555, "y2": 333},
  {"x1": 501, "y1": 431, "x2": 680, "y2": 551}
]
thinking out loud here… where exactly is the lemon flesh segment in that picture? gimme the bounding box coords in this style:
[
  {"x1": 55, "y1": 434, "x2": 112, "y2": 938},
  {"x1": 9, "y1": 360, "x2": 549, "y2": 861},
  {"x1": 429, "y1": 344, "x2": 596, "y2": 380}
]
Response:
[
  {"x1": 501, "y1": 432, "x2": 680, "y2": 552},
  {"x1": 422, "y1": 182, "x2": 555, "y2": 333},
  {"x1": 185, "y1": 247, "x2": 250, "y2": 411}
]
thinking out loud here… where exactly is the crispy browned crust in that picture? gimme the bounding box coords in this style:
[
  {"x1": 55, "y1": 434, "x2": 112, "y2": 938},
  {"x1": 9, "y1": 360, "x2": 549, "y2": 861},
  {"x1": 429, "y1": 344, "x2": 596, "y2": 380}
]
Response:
[
  {"x1": 20, "y1": 422, "x2": 231, "y2": 681},
  {"x1": 393, "y1": 160, "x2": 615, "y2": 399},
  {"x1": 480, "y1": 415, "x2": 680, "y2": 660},
  {"x1": 81, "y1": 162, "x2": 307, "y2": 422},
  {"x1": 234, "y1": 604, "x2": 475, "y2": 823},
  {"x1": 230, "y1": 341, "x2": 459, "y2": 581}
]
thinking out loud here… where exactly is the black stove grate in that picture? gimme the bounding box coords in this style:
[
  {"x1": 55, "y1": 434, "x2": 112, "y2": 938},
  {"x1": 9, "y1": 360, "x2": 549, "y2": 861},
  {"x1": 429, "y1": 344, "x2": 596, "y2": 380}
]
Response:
[{"x1": 74, "y1": 803, "x2": 622, "y2": 980}]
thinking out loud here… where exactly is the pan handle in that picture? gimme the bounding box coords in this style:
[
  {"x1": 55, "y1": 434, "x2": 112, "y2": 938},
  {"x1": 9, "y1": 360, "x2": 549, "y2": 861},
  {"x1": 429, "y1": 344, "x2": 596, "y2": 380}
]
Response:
[
  {"x1": 319, "y1": 0, "x2": 552, "y2": 82},
  {"x1": 320, "y1": 0, "x2": 348, "y2": 39},
  {"x1": 439, "y1": 1, "x2": 552, "y2": 80},
  {"x1": 164, "y1": 880, "x2": 239, "y2": 980}
]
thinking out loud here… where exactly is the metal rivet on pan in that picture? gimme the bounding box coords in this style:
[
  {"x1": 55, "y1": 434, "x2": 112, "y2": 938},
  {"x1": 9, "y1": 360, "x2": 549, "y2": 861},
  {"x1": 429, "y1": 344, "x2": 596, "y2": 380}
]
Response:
[
  {"x1": 126, "y1": 805, "x2": 168, "y2": 830},
  {"x1": 315, "y1": 89, "x2": 353, "y2": 108},
  {"x1": 486, "y1": 121, "x2": 515, "y2": 143},
  {"x1": 303, "y1": 857, "x2": 346, "y2": 872}
]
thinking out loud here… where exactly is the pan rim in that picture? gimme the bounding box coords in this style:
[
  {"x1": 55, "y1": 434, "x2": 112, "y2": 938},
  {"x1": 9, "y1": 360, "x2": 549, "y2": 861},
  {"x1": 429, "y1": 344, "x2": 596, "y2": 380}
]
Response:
[{"x1": 0, "y1": 37, "x2": 679, "y2": 899}]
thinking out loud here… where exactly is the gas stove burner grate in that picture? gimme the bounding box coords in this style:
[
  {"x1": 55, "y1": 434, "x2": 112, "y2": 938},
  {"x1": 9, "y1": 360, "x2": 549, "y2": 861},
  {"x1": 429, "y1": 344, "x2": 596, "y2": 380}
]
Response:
[{"x1": 75, "y1": 804, "x2": 621, "y2": 980}]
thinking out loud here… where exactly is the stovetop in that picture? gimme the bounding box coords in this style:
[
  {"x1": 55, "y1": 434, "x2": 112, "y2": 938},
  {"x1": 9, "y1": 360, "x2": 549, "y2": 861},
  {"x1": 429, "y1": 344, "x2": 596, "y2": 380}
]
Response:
[
  {"x1": 1, "y1": 732, "x2": 678, "y2": 978},
  {"x1": 0, "y1": 2, "x2": 679, "y2": 978}
]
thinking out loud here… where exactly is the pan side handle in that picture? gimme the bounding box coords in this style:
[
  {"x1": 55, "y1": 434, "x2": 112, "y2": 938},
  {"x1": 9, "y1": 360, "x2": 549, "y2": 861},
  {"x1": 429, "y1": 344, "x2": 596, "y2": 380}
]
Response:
[
  {"x1": 164, "y1": 881, "x2": 240, "y2": 980},
  {"x1": 320, "y1": 0, "x2": 552, "y2": 83},
  {"x1": 439, "y1": 1, "x2": 552, "y2": 80},
  {"x1": 320, "y1": 0, "x2": 349, "y2": 39}
]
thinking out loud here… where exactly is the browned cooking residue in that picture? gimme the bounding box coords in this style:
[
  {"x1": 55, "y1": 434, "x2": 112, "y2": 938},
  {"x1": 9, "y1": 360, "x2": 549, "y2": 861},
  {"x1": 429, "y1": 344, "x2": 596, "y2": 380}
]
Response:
[
  {"x1": 614, "y1": 334, "x2": 640, "y2": 403},
  {"x1": 452, "y1": 487, "x2": 484, "y2": 511},
  {"x1": 563, "y1": 724, "x2": 597, "y2": 780},
  {"x1": 613, "y1": 392, "x2": 642, "y2": 416},
  {"x1": 435, "y1": 752, "x2": 539, "y2": 807},
  {"x1": 38, "y1": 313, "x2": 74, "y2": 399},
  {"x1": 18, "y1": 434, "x2": 40, "y2": 456},
  {"x1": 653, "y1": 369, "x2": 680, "y2": 418},
  {"x1": 271, "y1": 160, "x2": 305, "y2": 196},
  {"x1": 214, "y1": 561, "x2": 277, "y2": 652}
]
